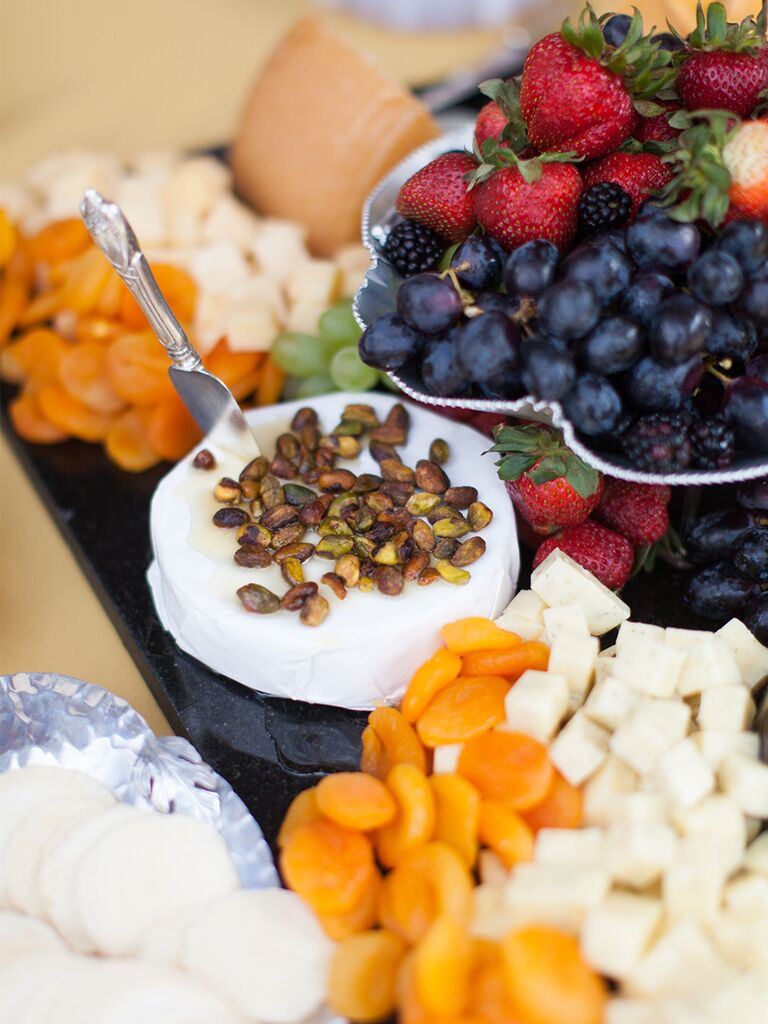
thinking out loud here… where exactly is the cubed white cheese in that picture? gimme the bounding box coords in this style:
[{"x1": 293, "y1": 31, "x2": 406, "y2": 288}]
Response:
[
  {"x1": 202, "y1": 194, "x2": 262, "y2": 250},
  {"x1": 626, "y1": 922, "x2": 735, "y2": 998},
  {"x1": 693, "y1": 729, "x2": 760, "y2": 770},
  {"x1": 542, "y1": 604, "x2": 589, "y2": 644},
  {"x1": 663, "y1": 859, "x2": 725, "y2": 924},
  {"x1": 470, "y1": 883, "x2": 509, "y2": 941},
  {"x1": 164, "y1": 156, "x2": 231, "y2": 217},
  {"x1": 530, "y1": 549, "x2": 630, "y2": 635},
  {"x1": 333, "y1": 243, "x2": 372, "y2": 297},
  {"x1": 605, "y1": 820, "x2": 678, "y2": 888},
  {"x1": 503, "y1": 670, "x2": 569, "y2": 743},
  {"x1": 547, "y1": 630, "x2": 600, "y2": 708},
  {"x1": 188, "y1": 241, "x2": 251, "y2": 294},
  {"x1": 583, "y1": 756, "x2": 638, "y2": 827},
  {"x1": 193, "y1": 289, "x2": 231, "y2": 353},
  {"x1": 593, "y1": 652, "x2": 616, "y2": 685},
  {"x1": 225, "y1": 276, "x2": 286, "y2": 353},
  {"x1": 504, "y1": 863, "x2": 610, "y2": 934},
  {"x1": 580, "y1": 892, "x2": 662, "y2": 980},
  {"x1": 491, "y1": 610, "x2": 544, "y2": 642},
  {"x1": 674, "y1": 795, "x2": 747, "y2": 878},
  {"x1": 697, "y1": 685, "x2": 755, "y2": 732},
  {"x1": 166, "y1": 205, "x2": 202, "y2": 247},
  {"x1": 665, "y1": 627, "x2": 714, "y2": 650},
  {"x1": 612, "y1": 792, "x2": 667, "y2": 826},
  {"x1": 583, "y1": 675, "x2": 640, "y2": 731},
  {"x1": 549, "y1": 712, "x2": 610, "y2": 786},
  {"x1": 746, "y1": 816, "x2": 762, "y2": 842},
  {"x1": 503, "y1": 589, "x2": 546, "y2": 622},
  {"x1": 676, "y1": 635, "x2": 743, "y2": 697},
  {"x1": 534, "y1": 827, "x2": 605, "y2": 868},
  {"x1": 719, "y1": 754, "x2": 768, "y2": 817},
  {"x1": 477, "y1": 849, "x2": 508, "y2": 888},
  {"x1": 610, "y1": 699, "x2": 691, "y2": 775},
  {"x1": 432, "y1": 743, "x2": 462, "y2": 774},
  {"x1": 656, "y1": 738, "x2": 715, "y2": 810},
  {"x1": 605, "y1": 1001, "x2": 673, "y2": 1024},
  {"x1": 716, "y1": 618, "x2": 768, "y2": 687},
  {"x1": 744, "y1": 832, "x2": 768, "y2": 877},
  {"x1": 617, "y1": 621, "x2": 666, "y2": 650},
  {"x1": 248, "y1": 219, "x2": 310, "y2": 284},
  {"x1": 612, "y1": 637, "x2": 686, "y2": 699},
  {"x1": 709, "y1": 910, "x2": 768, "y2": 973},
  {"x1": 724, "y1": 872, "x2": 768, "y2": 915},
  {"x1": 285, "y1": 260, "x2": 341, "y2": 309},
  {"x1": 113, "y1": 178, "x2": 168, "y2": 247}
]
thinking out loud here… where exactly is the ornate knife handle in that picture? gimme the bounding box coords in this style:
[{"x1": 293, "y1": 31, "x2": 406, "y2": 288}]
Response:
[{"x1": 80, "y1": 188, "x2": 202, "y2": 372}]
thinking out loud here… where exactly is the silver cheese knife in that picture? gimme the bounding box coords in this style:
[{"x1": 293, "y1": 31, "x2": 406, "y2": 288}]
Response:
[{"x1": 79, "y1": 188, "x2": 260, "y2": 460}]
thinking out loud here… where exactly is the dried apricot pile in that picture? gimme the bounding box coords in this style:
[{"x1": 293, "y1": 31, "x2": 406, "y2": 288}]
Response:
[
  {"x1": 278, "y1": 616, "x2": 604, "y2": 1024},
  {"x1": 0, "y1": 214, "x2": 285, "y2": 470}
]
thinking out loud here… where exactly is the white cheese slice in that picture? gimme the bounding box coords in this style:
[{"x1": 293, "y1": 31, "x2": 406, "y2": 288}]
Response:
[
  {"x1": 503, "y1": 669, "x2": 569, "y2": 743},
  {"x1": 610, "y1": 699, "x2": 691, "y2": 775},
  {"x1": 655, "y1": 738, "x2": 715, "y2": 810},
  {"x1": 492, "y1": 609, "x2": 543, "y2": 642},
  {"x1": 432, "y1": 744, "x2": 462, "y2": 774},
  {"x1": 693, "y1": 728, "x2": 760, "y2": 769},
  {"x1": 499, "y1": 588, "x2": 545, "y2": 622},
  {"x1": 147, "y1": 394, "x2": 519, "y2": 709},
  {"x1": 626, "y1": 922, "x2": 735, "y2": 998},
  {"x1": 605, "y1": 820, "x2": 679, "y2": 888},
  {"x1": 716, "y1": 618, "x2": 768, "y2": 687},
  {"x1": 744, "y1": 832, "x2": 768, "y2": 877},
  {"x1": 547, "y1": 630, "x2": 600, "y2": 708},
  {"x1": 530, "y1": 549, "x2": 630, "y2": 635},
  {"x1": 582, "y1": 755, "x2": 638, "y2": 827},
  {"x1": 697, "y1": 685, "x2": 755, "y2": 732},
  {"x1": 580, "y1": 892, "x2": 662, "y2": 980},
  {"x1": 542, "y1": 604, "x2": 589, "y2": 643},
  {"x1": 549, "y1": 712, "x2": 610, "y2": 786},
  {"x1": 718, "y1": 754, "x2": 768, "y2": 817},
  {"x1": 534, "y1": 827, "x2": 605, "y2": 868},
  {"x1": 676, "y1": 635, "x2": 743, "y2": 696},
  {"x1": 583, "y1": 675, "x2": 640, "y2": 731},
  {"x1": 504, "y1": 863, "x2": 610, "y2": 934}
]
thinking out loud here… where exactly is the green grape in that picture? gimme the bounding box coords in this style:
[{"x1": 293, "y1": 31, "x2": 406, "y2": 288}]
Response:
[
  {"x1": 329, "y1": 345, "x2": 379, "y2": 392},
  {"x1": 438, "y1": 242, "x2": 460, "y2": 271},
  {"x1": 271, "y1": 332, "x2": 333, "y2": 379},
  {"x1": 379, "y1": 370, "x2": 401, "y2": 393},
  {"x1": 296, "y1": 373, "x2": 337, "y2": 398},
  {"x1": 281, "y1": 376, "x2": 304, "y2": 401},
  {"x1": 318, "y1": 301, "x2": 361, "y2": 350}
]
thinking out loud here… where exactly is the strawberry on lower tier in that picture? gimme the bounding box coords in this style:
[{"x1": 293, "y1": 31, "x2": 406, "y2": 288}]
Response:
[
  {"x1": 582, "y1": 152, "x2": 672, "y2": 220},
  {"x1": 395, "y1": 151, "x2": 479, "y2": 243},
  {"x1": 635, "y1": 99, "x2": 682, "y2": 144},
  {"x1": 533, "y1": 520, "x2": 635, "y2": 589},
  {"x1": 594, "y1": 477, "x2": 671, "y2": 546},
  {"x1": 475, "y1": 100, "x2": 509, "y2": 150},
  {"x1": 489, "y1": 423, "x2": 603, "y2": 536}
]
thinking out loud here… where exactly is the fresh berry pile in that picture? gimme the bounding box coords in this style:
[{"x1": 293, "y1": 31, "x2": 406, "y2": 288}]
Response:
[
  {"x1": 359, "y1": 3, "x2": 768, "y2": 476},
  {"x1": 683, "y1": 476, "x2": 768, "y2": 640}
]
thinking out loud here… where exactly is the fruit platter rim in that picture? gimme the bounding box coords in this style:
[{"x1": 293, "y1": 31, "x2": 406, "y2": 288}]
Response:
[{"x1": 355, "y1": 127, "x2": 768, "y2": 488}]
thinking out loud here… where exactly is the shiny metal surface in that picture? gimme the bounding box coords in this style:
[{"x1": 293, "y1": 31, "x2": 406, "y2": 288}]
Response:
[{"x1": 80, "y1": 189, "x2": 259, "y2": 460}]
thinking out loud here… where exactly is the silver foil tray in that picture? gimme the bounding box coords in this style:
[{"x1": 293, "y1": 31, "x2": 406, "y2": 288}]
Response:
[
  {"x1": 354, "y1": 127, "x2": 768, "y2": 487},
  {"x1": 0, "y1": 672, "x2": 278, "y2": 890}
]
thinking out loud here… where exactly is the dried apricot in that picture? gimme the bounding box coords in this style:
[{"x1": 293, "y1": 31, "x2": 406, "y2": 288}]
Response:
[
  {"x1": 74, "y1": 314, "x2": 123, "y2": 344},
  {"x1": 441, "y1": 618, "x2": 521, "y2": 654},
  {"x1": 416, "y1": 676, "x2": 509, "y2": 747},
  {"x1": 478, "y1": 801, "x2": 534, "y2": 868},
  {"x1": 376, "y1": 764, "x2": 435, "y2": 868},
  {"x1": 458, "y1": 731, "x2": 553, "y2": 809},
  {"x1": 413, "y1": 914, "x2": 472, "y2": 1016},
  {"x1": 104, "y1": 407, "x2": 160, "y2": 472},
  {"x1": 96, "y1": 271, "x2": 125, "y2": 319},
  {"x1": 148, "y1": 396, "x2": 202, "y2": 461},
  {"x1": 0, "y1": 209, "x2": 18, "y2": 268},
  {"x1": 319, "y1": 872, "x2": 381, "y2": 940},
  {"x1": 317, "y1": 771, "x2": 397, "y2": 831},
  {"x1": 256, "y1": 353, "x2": 286, "y2": 406},
  {"x1": 8, "y1": 391, "x2": 67, "y2": 444},
  {"x1": 328, "y1": 929, "x2": 405, "y2": 1022},
  {"x1": 276, "y1": 786, "x2": 322, "y2": 849},
  {"x1": 0, "y1": 329, "x2": 68, "y2": 385},
  {"x1": 59, "y1": 342, "x2": 126, "y2": 414},
  {"x1": 62, "y1": 247, "x2": 113, "y2": 314},
  {"x1": 461, "y1": 642, "x2": 550, "y2": 680},
  {"x1": 431, "y1": 773, "x2": 480, "y2": 868},
  {"x1": 396, "y1": 841, "x2": 474, "y2": 927},
  {"x1": 28, "y1": 218, "x2": 91, "y2": 264},
  {"x1": 360, "y1": 707, "x2": 427, "y2": 779},
  {"x1": 379, "y1": 863, "x2": 436, "y2": 944},
  {"x1": 120, "y1": 263, "x2": 196, "y2": 328},
  {"x1": 280, "y1": 818, "x2": 376, "y2": 915},
  {"x1": 106, "y1": 331, "x2": 174, "y2": 405},
  {"x1": 521, "y1": 770, "x2": 583, "y2": 832},
  {"x1": 502, "y1": 926, "x2": 607, "y2": 1024},
  {"x1": 38, "y1": 386, "x2": 115, "y2": 442},
  {"x1": 402, "y1": 647, "x2": 463, "y2": 723},
  {"x1": 398, "y1": 953, "x2": 430, "y2": 1024},
  {"x1": 205, "y1": 339, "x2": 261, "y2": 389},
  {"x1": 471, "y1": 951, "x2": 525, "y2": 1024},
  {"x1": 0, "y1": 248, "x2": 32, "y2": 345}
]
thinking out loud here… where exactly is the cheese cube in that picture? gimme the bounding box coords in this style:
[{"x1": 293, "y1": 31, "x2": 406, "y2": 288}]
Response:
[
  {"x1": 202, "y1": 194, "x2": 262, "y2": 250},
  {"x1": 164, "y1": 156, "x2": 231, "y2": 217},
  {"x1": 612, "y1": 792, "x2": 667, "y2": 826},
  {"x1": 470, "y1": 883, "x2": 509, "y2": 941},
  {"x1": 656, "y1": 738, "x2": 715, "y2": 810},
  {"x1": 549, "y1": 712, "x2": 610, "y2": 786},
  {"x1": 193, "y1": 289, "x2": 231, "y2": 353},
  {"x1": 504, "y1": 863, "x2": 610, "y2": 933},
  {"x1": 674, "y1": 795, "x2": 747, "y2": 877},
  {"x1": 530, "y1": 549, "x2": 630, "y2": 635},
  {"x1": 503, "y1": 670, "x2": 569, "y2": 743},
  {"x1": 432, "y1": 743, "x2": 462, "y2": 774},
  {"x1": 534, "y1": 827, "x2": 605, "y2": 867},
  {"x1": 334, "y1": 243, "x2": 372, "y2": 297},
  {"x1": 612, "y1": 637, "x2": 685, "y2": 699},
  {"x1": 580, "y1": 892, "x2": 662, "y2": 979},
  {"x1": 710, "y1": 910, "x2": 768, "y2": 972},
  {"x1": 719, "y1": 754, "x2": 768, "y2": 817},
  {"x1": 744, "y1": 832, "x2": 768, "y2": 877},
  {"x1": 542, "y1": 604, "x2": 589, "y2": 643},
  {"x1": 676, "y1": 635, "x2": 743, "y2": 697},
  {"x1": 605, "y1": 820, "x2": 678, "y2": 888},
  {"x1": 693, "y1": 728, "x2": 760, "y2": 769},
  {"x1": 492, "y1": 610, "x2": 544, "y2": 642},
  {"x1": 746, "y1": 816, "x2": 762, "y2": 841},
  {"x1": 583, "y1": 675, "x2": 640, "y2": 731},
  {"x1": 626, "y1": 922, "x2": 735, "y2": 998},
  {"x1": 113, "y1": 178, "x2": 168, "y2": 247},
  {"x1": 605, "y1": 1001, "x2": 670, "y2": 1024},
  {"x1": 248, "y1": 220, "x2": 310, "y2": 285},
  {"x1": 583, "y1": 755, "x2": 638, "y2": 827},
  {"x1": 547, "y1": 630, "x2": 600, "y2": 708},
  {"x1": 617, "y1": 621, "x2": 666, "y2": 650},
  {"x1": 477, "y1": 849, "x2": 508, "y2": 888},
  {"x1": 226, "y1": 276, "x2": 286, "y2": 352},
  {"x1": 665, "y1": 627, "x2": 714, "y2": 650},
  {"x1": 724, "y1": 872, "x2": 768, "y2": 915},
  {"x1": 663, "y1": 859, "x2": 725, "y2": 924},
  {"x1": 501, "y1": 589, "x2": 546, "y2": 622},
  {"x1": 286, "y1": 299, "x2": 328, "y2": 334},
  {"x1": 285, "y1": 259, "x2": 341, "y2": 309},
  {"x1": 593, "y1": 652, "x2": 616, "y2": 686},
  {"x1": 188, "y1": 241, "x2": 251, "y2": 294},
  {"x1": 697, "y1": 685, "x2": 755, "y2": 732},
  {"x1": 716, "y1": 618, "x2": 768, "y2": 687},
  {"x1": 610, "y1": 700, "x2": 691, "y2": 775}
]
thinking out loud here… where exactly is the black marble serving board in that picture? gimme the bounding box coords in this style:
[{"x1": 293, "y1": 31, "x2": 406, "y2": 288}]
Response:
[{"x1": 1, "y1": 376, "x2": 742, "y2": 850}]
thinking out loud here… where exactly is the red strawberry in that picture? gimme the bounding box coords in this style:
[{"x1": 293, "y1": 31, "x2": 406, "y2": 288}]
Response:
[
  {"x1": 594, "y1": 478, "x2": 670, "y2": 546},
  {"x1": 635, "y1": 99, "x2": 682, "y2": 144},
  {"x1": 469, "y1": 412, "x2": 508, "y2": 438},
  {"x1": 472, "y1": 156, "x2": 583, "y2": 251},
  {"x1": 395, "y1": 152, "x2": 478, "y2": 243},
  {"x1": 676, "y1": 2, "x2": 768, "y2": 118},
  {"x1": 490, "y1": 423, "x2": 603, "y2": 536},
  {"x1": 475, "y1": 101, "x2": 508, "y2": 150},
  {"x1": 582, "y1": 152, "x2": 673, "y2": 219},
  {"x1": 533, "y1": 521, "x2": 634, "y2": 590}
]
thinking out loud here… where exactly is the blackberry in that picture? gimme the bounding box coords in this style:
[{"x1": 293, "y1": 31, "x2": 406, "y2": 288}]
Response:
[
  {"x1": 383, "y1": 220, "x2": 445, "y2": 276},
  {"x1": 622, "y1": 413, "x2": 692, "y2": 472},
  {"x1": 578, "y1": 182, "x2": 632, "y2": 236},
  {"x1": 690, "y1": 415, "x2": 736, "y2": 469}
]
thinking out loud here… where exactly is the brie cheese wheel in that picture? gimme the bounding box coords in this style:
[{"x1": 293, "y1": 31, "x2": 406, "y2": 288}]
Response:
[{"x1": 148, "y1": 394, "x2": 518, "y2": 709}]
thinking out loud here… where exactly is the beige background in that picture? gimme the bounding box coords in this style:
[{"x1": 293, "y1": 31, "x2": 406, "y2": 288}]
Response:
[{"x1": 0, "y1": 0, "x2": 740, "y2": 736}]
